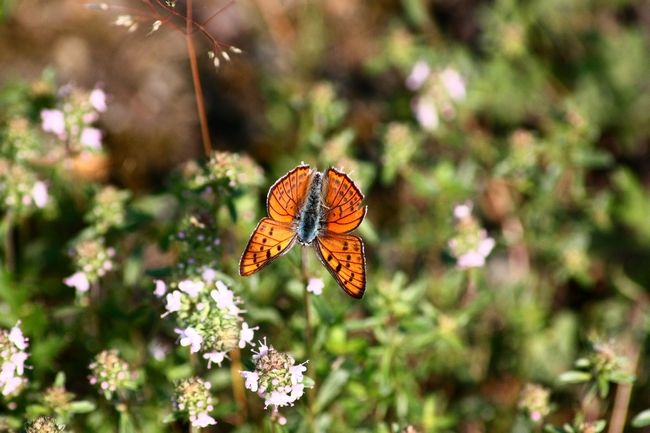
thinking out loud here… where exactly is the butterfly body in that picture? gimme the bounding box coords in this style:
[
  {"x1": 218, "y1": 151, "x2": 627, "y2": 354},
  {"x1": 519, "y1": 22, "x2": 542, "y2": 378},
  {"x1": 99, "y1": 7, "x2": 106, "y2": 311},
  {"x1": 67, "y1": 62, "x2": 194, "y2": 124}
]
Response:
[
  {"x1": 240, "y1": 164, "x2": 367, "y2": 298},
  {"x1": 294, "y1": 171, "x2": 323, "y2": 245}
]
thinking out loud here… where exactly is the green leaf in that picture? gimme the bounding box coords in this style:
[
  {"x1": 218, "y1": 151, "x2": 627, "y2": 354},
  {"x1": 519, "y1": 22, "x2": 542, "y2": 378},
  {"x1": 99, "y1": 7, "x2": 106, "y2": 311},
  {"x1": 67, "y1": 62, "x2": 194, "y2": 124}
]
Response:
[
  {"x1": 54, "y1": 371, "x2": 66, "y2": 387},
  {"x1": 314, "y1": 369, "x2": 350, "y2": 412},
  {"x1": 312, "y1": 295, "x2": 334, "y2": 323},
  {"x1": 557, "y1": 371, "x2": 592, "y2": 383},
  {"x1": 631, "y1": 409, "x2": 650, "y2": 427},
  {"x1": 592, "y1": 420, "x2": 607, "y2": 432},
  {"x1": 69, "y1": 401, "x2": 96, "y2": 413},
  {"x1": 609, "y1": 371, "x2": 635, "y2": 384},
  {"x1": 574, "y1": 358, "x2": 591, "y2": 369},
  {"x1": 543, "y1": 424, "x2": 565, "y2": 433},
  {"x1": 118, "y1": 412, "x2": 136, "y2": 433},
  {"x1": 145, "y1": 267, "x2": 173, "y2": 278}
]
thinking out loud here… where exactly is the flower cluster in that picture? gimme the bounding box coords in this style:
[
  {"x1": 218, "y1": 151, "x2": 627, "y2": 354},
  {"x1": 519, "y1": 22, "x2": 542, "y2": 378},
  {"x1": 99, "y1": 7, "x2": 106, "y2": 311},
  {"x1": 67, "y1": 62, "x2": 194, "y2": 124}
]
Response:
[
  {"x1": 40, "y1": 84, "x2": 107, "y2": 154},
  {"x1": 0, "y1": 321, "x2": 30, "y2": 397},
  {"x1": 23, "y1": 416, "x2": 65, "y2": 433},
  {"x1": 88, "y1": 349, "x2": 135, "y2": 400},
  {"x1": 85, "y1": 185, "x2": 131, "y2": 234},
  {"x1": 0, "y1": 160, "x2": 49, "y2": 215},
  {"x1": 240, "y1": 338, "x2": 309, "y2": 410},
  {"x1": 518, "y1": 383, "x2": 551, "y2": 423},
  {"x1": 63, "y1": 238, "x2": 116, "y2": 294},
  {"x1": 173, "y1": 377, "x2": 217, "y2": 428},
  {"x1": 448, "y1": 202, "x2": 495, "y2": 269},
  {"x1": 406, "y1": 61, "x2": 466, "y2": 131},
  {"x1": 174, "y1": 211, "x2": 221, "y2": 274},
  {"x1": 158, "y1": 276, "x2": 257, "y2": 368}
]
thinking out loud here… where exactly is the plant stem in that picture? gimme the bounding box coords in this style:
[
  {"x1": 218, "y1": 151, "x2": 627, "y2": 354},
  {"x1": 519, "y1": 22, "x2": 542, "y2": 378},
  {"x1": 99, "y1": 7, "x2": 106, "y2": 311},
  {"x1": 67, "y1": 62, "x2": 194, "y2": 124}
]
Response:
[
  {"x1": 607, "y1": 296, "x2": 647, "y2": 433},
  {"x1": 3, "y1": 213, "x2": 15, "y2": 274},
  {"x1": 185, "y1": 0, "x2": 212, "y2": 157},
  {"x1": 230, "y1": 346, "x2": 248, "y2": 424},
  {"x1": 301, "y1": 246, "x2": 315, "y2": 433}
]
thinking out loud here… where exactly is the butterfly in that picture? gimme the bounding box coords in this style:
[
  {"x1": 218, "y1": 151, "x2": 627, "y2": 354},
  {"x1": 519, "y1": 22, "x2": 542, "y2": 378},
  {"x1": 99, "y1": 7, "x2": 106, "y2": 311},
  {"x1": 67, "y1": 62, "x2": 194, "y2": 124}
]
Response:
[{"x1": 239, "y1": 164, "x2": 367, "y2": 298}]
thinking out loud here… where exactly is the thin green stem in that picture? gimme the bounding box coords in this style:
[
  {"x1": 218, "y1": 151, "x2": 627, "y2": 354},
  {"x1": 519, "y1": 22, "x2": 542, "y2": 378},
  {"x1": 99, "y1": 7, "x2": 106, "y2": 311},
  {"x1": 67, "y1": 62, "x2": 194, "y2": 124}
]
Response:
[
  {"x1": 185, "y1": 0, "x2": 212, "y2": 156},
  {"x1": 3, "y1": 213, "x2": 15, "y2": 273},
  {"x1": 301, "y1": 247, "x2": 315, "y2": 433}
]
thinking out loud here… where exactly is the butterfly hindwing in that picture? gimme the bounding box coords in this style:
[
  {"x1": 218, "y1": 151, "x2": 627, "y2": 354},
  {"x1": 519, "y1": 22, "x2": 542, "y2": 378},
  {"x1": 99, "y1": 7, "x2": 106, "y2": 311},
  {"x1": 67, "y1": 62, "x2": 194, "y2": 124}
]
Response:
[
  {"x1": 323, "y1": 167, "x2": 367, "y2": 233},
  {"x1": 239, "y1": 217, "x2": 297, "y2": 276},
  {"x1": 313, "y1": 233, "x2": 366, "y2": 299},
  {"x1": 267, "y1": 165, "x2": 313, "y2": 223}
]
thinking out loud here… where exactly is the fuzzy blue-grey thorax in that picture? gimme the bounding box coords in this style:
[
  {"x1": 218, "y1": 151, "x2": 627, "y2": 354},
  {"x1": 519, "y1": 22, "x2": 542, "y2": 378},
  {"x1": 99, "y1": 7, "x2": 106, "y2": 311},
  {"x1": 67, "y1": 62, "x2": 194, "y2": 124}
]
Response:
[{"x1": 295, "y1": 172, "x2": 323, "y2": 245}]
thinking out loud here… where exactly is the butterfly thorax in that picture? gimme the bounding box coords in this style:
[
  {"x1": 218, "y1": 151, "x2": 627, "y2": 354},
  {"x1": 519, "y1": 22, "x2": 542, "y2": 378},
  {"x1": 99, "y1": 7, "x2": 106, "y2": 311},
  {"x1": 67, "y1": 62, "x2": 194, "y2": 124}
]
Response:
[{"x1": 295, "y1": 172, "x2": 324, "y2": 245}]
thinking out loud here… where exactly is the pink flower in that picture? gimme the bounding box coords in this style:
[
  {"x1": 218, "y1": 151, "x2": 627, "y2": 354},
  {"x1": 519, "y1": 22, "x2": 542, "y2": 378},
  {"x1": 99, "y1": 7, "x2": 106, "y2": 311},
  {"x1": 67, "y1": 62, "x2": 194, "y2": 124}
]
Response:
[
  {"x1": 89, "y1": 88, "x2": 107, "y2": 112},
  {"x1": 204, "y1": 351, "x2": 227, "y2": 368},
  {"x1": 175, "y1": 327, "x2": 203, "y2": 353},
  {"x1": 240, "y1": 371, "x2": 259, "y2": 392},
  {"x1": 41, "y1": 109, "x2": 66, "y2": 137},
  {"x1": 306, "y1": 278, "x2": 324, "y2": 295},
  {"x1": 412, "y1": 98, "x2": 439, "y2": 131},
  {"x1": 31, "y1": 181, "x2": 48, "y2": 208},
  {"x1": 64, "y1": 272, "x2": 90, "y2": 292},
  {"x1": 440, "y1": 68, "x2": 466, "y2": 101},
  {"x1": 192, "y1": 412, "x2": 217, "y2": 428},
  {"x1": 153, "y1": 280, "x2": 167, "y2": 297},
  {"x1": 406, "y1": 61, "x2": 431, "y2": 91},
  {"x1": 164, "y1": 291, "x2": 183, "y2": 314},
  {"x1": 80, "y1": 127, "x2": 103, "y2": 150},
  {"x1": 239, "y1": 322, "x2": 258, "y2": 349}
]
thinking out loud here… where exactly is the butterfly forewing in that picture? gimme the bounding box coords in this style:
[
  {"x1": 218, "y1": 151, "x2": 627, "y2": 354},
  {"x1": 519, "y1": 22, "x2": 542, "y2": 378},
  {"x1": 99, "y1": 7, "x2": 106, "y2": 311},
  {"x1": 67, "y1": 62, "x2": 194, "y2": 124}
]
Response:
[
  {"x1": 267, "y1": 165, "x2": 313, "y2": 223},
  {"x1": 239, "y1": 217, "x2": 297, "y2": 276},
  {"x1": 323, "y1": 168, "x2": 367, "y2": 233},
  {"x1": 313, "y1": 233, "x2": 366, "y2": 299}
]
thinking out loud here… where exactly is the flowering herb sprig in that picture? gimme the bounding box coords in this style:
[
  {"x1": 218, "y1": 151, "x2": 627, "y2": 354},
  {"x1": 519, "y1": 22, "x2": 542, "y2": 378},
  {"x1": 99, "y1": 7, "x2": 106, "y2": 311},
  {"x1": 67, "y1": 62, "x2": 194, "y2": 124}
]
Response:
[
  {"x1": 158, "y1": 276, "x2": 257, "y2": 368},
  {"x1": 0, "y1": 321, "x2": 30, "y2": 398},
  {"x1": 63, "y1": 238, "x2": 116, "y2": 295},
  {"x1": 406, "y1": 61, "x2": 466, "y2": 132},
  {"x1": 240, "y1": 338, "x2": 311, "y2": 410},
  {"x1": 172, "y1": 376, "x2": 217, "y2": 428},
  {"x1": 557, "y1": 338, "x2": 635, "y2": 399},
  {"x1": 518, "y1": 383, "x2": 552, "y2": 424},
  {"x1": 40, "y1": 84, "x2": 107, "y2": 155},
  {"x1": 88, "y1": 349, "x2": 137, "y2": 401},
  {"x1": 448, "y1": 201, "x2": 495, "y2": 269}
]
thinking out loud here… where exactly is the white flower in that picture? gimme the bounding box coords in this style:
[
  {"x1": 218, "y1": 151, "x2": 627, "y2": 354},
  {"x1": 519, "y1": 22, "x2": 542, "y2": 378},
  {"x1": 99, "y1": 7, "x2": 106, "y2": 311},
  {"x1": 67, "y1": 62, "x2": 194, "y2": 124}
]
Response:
[
  {"x1": 80, "y1": 127, "x2": 103, "y2": 150},
  {"x1": 290, "y1": 363, "x2": 307, "y2": 384},
  {"x1": 175, "y1": 327, "x2": 203, "y2": 353},
  {"x1": 164, "y1": 291, "x2": 183, "y2": 314},
  {"x1": 240, "y1": 371, "x2": 259, "y2": 392},
  {"x1": 10, "y1": 352, "x2": 28, "y2": 375},
  {"x1": 264, "y1": 391, "x2": 293, "y2": 408},
  {"x1": 453, "y1": 201, "x2": 473, "y2": 220},
  {"x1": 252, "y1": 338, "x2": 269, "y2": 360},
  {"x1": 153, "y1": 279, "x2": 167, "y2": 297},
  {"x1": 63, "y1": 272, "x2": 90, "y2": 292},
  {"x1": 457, "y1": 251, "x2": 487, "y2": 268},
  {"x1": 477, "y1": 234, "x2": 495, "y2": 257},
  {"x1": 41, "y1": 109, "x2": 66, "y2": 137},
  {"x1": 1, "y1": 375, "x2": 23, "y2": 396},
  {"x1": 406, "y1": 61, "x2": 431, "y2": 91},
  {"x1": 306, "y1": 278, "x2": 324, "y2": 295},
  {"x1": 89, "y1": 88, "x2": 107, "y2": 112},
  {"x1": 203, "y1": 351, "x2": 227, "y2": 368},
  {"x1": 9, "y1": 322, "x2": 28, "y2": 351},
  {"x1": 178, "y1": 280, "x2": 204, "y2": 298},
  {"x1": 31, "y1": 181, "x2": 48, "y2": 208},
  {"x1": 201, "y1": 267, "x2": 218, "y2": 282},
  {"x1": 210, "y1": 281, "x2": 240, "y2": 314},
  {"x1": 239, "y1": 322, "x2": 257, "y2": 349},
  {"x1": 192, "y1": 412, "x2": 217, "y2": 428},
  {"x1": 440, "y1": 68, "x2": 466, "y2": 101},
  {"x1": 412, "y1": 98, "x2": 439, "y2": 131}
]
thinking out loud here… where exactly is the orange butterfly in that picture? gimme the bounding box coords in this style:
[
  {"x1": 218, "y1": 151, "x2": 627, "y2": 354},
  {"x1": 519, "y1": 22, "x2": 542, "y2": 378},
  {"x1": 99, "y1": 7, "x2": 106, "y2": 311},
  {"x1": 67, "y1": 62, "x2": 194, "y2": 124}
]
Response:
[{"x1": 239, "y1": 164, "x2": 367, "y2": 298}]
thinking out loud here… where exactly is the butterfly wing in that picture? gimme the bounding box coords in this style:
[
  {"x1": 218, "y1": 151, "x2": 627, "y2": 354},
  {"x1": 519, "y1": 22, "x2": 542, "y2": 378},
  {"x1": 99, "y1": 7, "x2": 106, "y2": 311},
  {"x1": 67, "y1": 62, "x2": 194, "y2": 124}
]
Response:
[
  {"x1": 322, "y1": 167, "x2": 367, "y2": 233},
  {"x1": 239, "y1": 217, "x2": 298, "y2": 276},
  {"x1": 313, "y1": 233, "x2": 366, "y2": 299},
  {"x1": 267, "y1": 165, "x2": 314, "y2": 223}
]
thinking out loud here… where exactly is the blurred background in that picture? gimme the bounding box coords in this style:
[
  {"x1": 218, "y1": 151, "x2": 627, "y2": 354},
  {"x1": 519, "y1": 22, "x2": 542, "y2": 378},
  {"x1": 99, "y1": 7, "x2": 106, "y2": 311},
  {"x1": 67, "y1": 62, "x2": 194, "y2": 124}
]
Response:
[{"x1": 1, "y1": 0, "x2": 650, "y2": 431}]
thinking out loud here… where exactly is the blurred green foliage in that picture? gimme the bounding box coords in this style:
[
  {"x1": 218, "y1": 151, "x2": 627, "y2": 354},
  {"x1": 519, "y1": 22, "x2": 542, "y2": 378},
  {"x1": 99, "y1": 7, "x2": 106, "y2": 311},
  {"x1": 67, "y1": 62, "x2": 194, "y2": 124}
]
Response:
[{"x1": 0, "y1": 0, "x2": 650, "y2": 432}]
